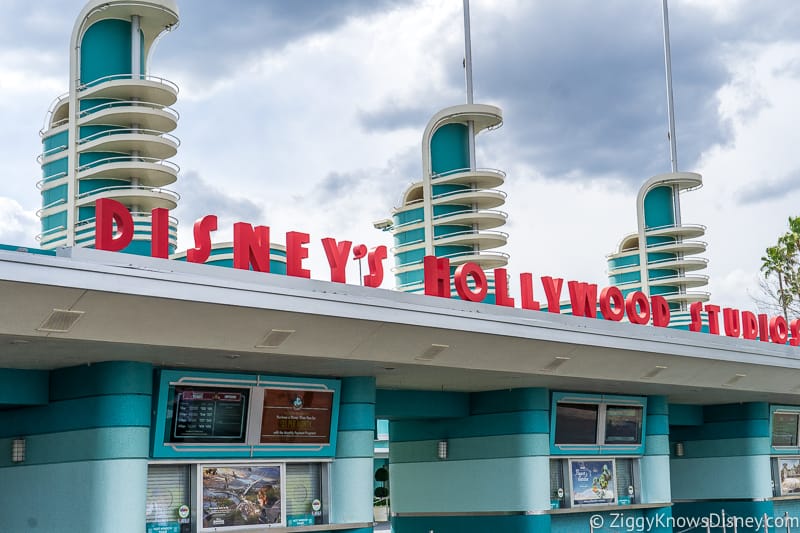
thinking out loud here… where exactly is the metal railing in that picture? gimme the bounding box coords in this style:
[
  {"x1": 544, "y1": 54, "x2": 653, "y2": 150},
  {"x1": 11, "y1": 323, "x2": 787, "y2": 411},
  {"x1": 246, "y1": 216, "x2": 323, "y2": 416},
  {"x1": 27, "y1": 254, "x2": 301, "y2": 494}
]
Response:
[
  {"x1": 430, "y1": 166, "x2": 506, "y2": 180},
  {"x1": 36, "y1": 144, "x2": 68, "y2": 164},
  {"x1": 78, "y1": 100, "x2": 179, "y2": 121},
  {"x1": 78, "y1": 127, "x2": 180, "y2": 147},
  {"x1": 78, "y1": 73, "x2": 179, "y2": 94},
  {"x1": 75, "y1": 185, "x2": 180, "y2": 202},
  {"x1": 36, "y1": 172, "x2": 68, "y2": 190},
  {"x1": 77, "y1": 155, "x2": 180, "y2": 174}
]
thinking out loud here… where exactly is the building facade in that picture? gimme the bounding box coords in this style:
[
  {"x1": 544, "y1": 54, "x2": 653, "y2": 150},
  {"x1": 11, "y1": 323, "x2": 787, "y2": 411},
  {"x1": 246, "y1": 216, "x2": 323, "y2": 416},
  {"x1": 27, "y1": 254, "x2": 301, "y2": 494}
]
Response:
[{"x1": 3, "y1": 2, "x2": 800, "y2": 533}]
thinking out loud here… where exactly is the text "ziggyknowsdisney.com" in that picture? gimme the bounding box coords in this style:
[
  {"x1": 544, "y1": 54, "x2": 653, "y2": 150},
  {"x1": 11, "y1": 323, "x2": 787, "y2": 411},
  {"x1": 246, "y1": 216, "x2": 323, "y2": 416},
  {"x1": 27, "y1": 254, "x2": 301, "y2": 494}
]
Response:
[{"x1": 589, "y1": 512, "x2": 800, "y2": 532}]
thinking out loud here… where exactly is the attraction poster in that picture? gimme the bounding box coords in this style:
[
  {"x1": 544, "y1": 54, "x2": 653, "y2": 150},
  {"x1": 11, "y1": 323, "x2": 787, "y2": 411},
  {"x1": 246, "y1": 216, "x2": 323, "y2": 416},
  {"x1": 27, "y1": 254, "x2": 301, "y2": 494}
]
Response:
[
  {"x1": 202, "y1": 465, "x2": 282, "y2": 529},
  {"x1": 569, "y1": 459, "x2": 617, "y2": 506},
  {"x1": 779, "y1": 458, "x2": 800, "y2": 495}
]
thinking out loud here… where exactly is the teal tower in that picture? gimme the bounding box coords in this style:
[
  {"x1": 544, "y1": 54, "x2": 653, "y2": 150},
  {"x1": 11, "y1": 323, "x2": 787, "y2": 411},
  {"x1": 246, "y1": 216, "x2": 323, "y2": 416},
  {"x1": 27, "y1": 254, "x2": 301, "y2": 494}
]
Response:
[
  {"x1": 38, "y1": 0, "x2": 180, "y2": 255},
  {"x1": 385, "y1": 105, "x2": 508, "y2": 297},
  {"x1": 606, "y1": 172, "x2": 709, "y2": 313}
]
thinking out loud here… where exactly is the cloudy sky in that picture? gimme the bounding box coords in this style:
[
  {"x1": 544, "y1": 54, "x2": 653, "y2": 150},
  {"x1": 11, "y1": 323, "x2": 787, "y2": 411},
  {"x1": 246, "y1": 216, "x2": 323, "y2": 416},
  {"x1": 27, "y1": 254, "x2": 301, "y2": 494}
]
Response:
[{"x1": 1, "y1": 0, "x2": 799, "y2": 313}]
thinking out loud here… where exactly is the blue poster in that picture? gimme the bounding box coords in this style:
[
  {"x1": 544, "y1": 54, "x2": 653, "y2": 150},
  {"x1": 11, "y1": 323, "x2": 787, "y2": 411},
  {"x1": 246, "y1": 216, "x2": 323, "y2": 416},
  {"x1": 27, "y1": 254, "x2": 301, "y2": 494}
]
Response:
[{"x1": 570, "y1": 459, "x2": 616, "y2": 506}]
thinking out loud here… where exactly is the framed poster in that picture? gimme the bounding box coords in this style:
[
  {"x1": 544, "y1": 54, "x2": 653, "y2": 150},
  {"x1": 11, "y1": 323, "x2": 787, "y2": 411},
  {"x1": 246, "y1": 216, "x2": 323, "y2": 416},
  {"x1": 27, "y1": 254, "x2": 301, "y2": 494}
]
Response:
[
  {"x1": 779, "y1": 458, "x2": 800, "y2": 495},
  {"x1": 200, "y1": 464, "x2": 284, "y2": 530},
  {"x1": 569, "y1": 459, "x2": 617, "y2": 506},
  {"x1": 260, "y1": 388, "x2": 334, "y2": 446}
]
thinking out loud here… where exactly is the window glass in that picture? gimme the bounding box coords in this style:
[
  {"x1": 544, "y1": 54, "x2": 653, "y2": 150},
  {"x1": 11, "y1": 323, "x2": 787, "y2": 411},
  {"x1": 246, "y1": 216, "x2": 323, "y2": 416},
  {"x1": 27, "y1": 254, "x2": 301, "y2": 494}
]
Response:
[
  {"x1": 605, "y1": 406, "x2": 643, "y2": 445},
  {"x1": 773, "y1": 413, "x2": 799, "y2": 446},
  {"x1": 555, "y1": 403, "x2": 599, "y2": 444}
]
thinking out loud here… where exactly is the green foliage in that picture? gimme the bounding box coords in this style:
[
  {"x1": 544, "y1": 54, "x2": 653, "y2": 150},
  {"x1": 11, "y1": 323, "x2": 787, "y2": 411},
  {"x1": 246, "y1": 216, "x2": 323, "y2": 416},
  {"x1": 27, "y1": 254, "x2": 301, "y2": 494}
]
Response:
[
  {"x1": 761, "y1": 216, "x2": 800, "y2": 319},
  {"x1": 374, "y1": 467, "x2": 389, "y2": 482}
]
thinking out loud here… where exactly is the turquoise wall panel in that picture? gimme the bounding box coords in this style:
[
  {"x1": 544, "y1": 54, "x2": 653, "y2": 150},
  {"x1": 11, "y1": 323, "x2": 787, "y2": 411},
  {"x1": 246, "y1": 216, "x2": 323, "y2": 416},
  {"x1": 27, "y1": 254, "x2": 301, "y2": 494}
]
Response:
[
  {"x1": 42, "y1": 130, "x2": 68, "y2": 152},
  {"x1": 433, "y1": 224, "x2": 471, "y2": 237},
  {"x1": 551, "y1": 506, "x2": 672, "y2": 533},
  {"x1": 0, "y1": 427, "x2": 149, "y2": 467},
  {"x1": 330, "y1": 457, "x2": 374, "y2": 524},
  {"x1": 80, "y1": 19, "x2": 132, "y2": 83},
  {"x1": 682, "y1": 437, "x2": 770, "y2": 458},
  {"x1": 394, "y1": 514, "x2": 549, "y2": 533},
  {"x1": 471, "y1": 388, "x2": 550, "y2": 414},
  {"x1": 669, "y1": 403, "x2": 703, "y2": 426},
  {"x1": 0, "y1": 394, "x2": 151, "y2": 437},
  {"x1": 0, "y1": 459, "x2": 148, "y2": 533},
  {"x1": 42, "y1": 184, "x2": 68, "y2": 206},
  {"x1": 672, "y1": 500, "x2": 773, "y2": 533},
  {"x1": 41, "y1": 211, "x2": 67, "y2": 232},
  {"x1": 393, "y1": 228, "x2": 424, "y2": 246},
  {"x1": 670, "y1": 455, "x2": 772, "y2": 499},
  {"x1": 430, "y1": 123, "x2": 469, "y2": 175},
  {"x1": 338, "y1": 404, "x2": 375, "y2": 432},
  {"x1": 390, "y1": 456, "x2": 550, "y2": 513},
  {"x1": 0, "y1": 369, "x2": 48, "y2": 406},
  {"x1": 393, "y1": 207, "x2": 423, "y2": 225},
  {"x1": 607, "y1": 254, "x2": 640, "y2": 269},
  {"x1": 640, "y1": 454, "x2": 672, "y2": 503},
  {"x1": 376, "y1": 390, "x2": 468, "y2": 420},
  {"x1": 55, "y1": 362, "x2": 151, "y2": 401},
  {"x1": 392, "y1": 410, "x2": 549, "y2": 442},
  {"x1": 643, "y1": 186, "x2": 675, "y2": 229},
  {"x1": 335, "y1": 430, "x2": 374, "y2": 459},
  {"x1": 609, "y1": 271, "x2": 642, "y2": 284},
  {"x1": 341, "y1": 377, "x2": 376, "y2": 404},
  {"x1": 42, "y1": 157, "x2": 68, "y2": 179},
  {"x1": 390, "y1": 433, "x2": 550, "y2": 463}
]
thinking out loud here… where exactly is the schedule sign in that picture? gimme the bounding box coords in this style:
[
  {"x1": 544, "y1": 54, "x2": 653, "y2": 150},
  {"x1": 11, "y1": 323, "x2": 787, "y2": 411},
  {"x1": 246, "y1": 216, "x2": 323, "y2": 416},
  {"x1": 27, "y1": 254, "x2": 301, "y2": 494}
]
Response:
[
  {"x1": 260, "y1": 389, "x2": 334, "y2": 445},
  {"x1": 171, "y1": 387, "x2": 249, "y2": 443}
]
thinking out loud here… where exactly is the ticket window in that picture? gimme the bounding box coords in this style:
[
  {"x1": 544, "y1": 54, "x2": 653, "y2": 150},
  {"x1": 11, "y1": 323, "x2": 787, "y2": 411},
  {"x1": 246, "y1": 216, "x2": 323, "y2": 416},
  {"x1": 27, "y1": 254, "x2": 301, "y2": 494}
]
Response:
[{"x1": 146, "y1": 464, "x2": 193, "y2": 533}]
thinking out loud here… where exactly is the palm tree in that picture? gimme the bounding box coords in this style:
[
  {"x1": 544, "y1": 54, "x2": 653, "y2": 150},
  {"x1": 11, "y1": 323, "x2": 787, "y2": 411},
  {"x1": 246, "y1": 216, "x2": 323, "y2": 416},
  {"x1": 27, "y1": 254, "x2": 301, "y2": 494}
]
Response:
[{"x1": 761, "y1": 243, "x2": 792, "y2": 322}]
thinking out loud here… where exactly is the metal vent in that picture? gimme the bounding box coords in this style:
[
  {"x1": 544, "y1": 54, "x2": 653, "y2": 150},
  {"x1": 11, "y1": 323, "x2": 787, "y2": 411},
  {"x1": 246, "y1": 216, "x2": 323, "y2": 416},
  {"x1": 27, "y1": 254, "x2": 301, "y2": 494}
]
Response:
[
  {"x1": 415, "y1": 344, "x2": 449, "y2": 361},
  {"x1": 256, "y1": 329, "x2": 295, "y2": 348},
  {"x1": 37, "y1": 309, "x2": 84, "y2": 333}
]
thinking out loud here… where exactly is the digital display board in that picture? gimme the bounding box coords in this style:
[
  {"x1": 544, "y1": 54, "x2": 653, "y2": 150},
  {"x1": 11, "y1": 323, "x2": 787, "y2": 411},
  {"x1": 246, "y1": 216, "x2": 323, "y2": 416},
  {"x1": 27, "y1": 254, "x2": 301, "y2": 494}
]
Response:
[
  {"x1": 260, "y1": 389, "x2": 334, "y2": 445},
  {"x1": 169, "y1": 387, "x2": 250, "y2": 443}
]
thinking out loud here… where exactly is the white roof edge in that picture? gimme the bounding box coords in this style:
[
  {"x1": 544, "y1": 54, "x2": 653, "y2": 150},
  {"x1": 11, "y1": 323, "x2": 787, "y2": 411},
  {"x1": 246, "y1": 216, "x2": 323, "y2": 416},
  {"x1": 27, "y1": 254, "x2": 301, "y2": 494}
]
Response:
[{"x1": 0, "y1": 247, "x2": 797, "y2": 369}]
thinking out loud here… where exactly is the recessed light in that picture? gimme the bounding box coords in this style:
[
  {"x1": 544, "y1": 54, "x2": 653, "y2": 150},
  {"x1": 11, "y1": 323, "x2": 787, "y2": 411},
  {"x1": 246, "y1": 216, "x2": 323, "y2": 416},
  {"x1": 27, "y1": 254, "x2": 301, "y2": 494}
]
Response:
[
  {"x1": 641, "y1": 365, "x2": 668, "y2": 379},
  {"x1": 723, "y1": 373, "x2": 747, "y2": 387},
  {"x1": 541, "y1": 356, "x2": 571, "y2": 372}
]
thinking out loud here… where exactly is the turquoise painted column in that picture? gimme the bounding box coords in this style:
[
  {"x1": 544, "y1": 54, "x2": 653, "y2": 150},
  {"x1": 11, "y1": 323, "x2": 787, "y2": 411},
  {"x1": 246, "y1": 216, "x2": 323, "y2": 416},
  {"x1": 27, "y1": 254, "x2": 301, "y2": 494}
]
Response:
[
  {"x1": 330, "y1": 377, "x2": 375, "y2": 530},
  {"x1": 641, "y1": 396, "x2": 671, "y2": 503},
  {"x1": 0, "y1": 361, "x2": 153, "y2": 533},
  {"x1": 390, "y1": 388, "x2": 551, "y2": 533}
]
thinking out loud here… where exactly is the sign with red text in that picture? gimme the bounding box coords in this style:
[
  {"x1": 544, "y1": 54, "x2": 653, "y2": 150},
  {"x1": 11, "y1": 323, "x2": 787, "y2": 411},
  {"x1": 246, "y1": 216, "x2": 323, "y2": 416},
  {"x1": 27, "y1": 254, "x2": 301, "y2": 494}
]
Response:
[{"x1": 93, "y1": 198, "x2": 800, "y2": 348}]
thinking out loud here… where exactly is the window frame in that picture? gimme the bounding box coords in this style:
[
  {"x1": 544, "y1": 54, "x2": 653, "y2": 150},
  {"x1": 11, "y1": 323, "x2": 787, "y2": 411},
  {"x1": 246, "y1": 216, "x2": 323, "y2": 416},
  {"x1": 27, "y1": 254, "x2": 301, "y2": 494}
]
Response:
[
  {"x1": 550, "y1": 392, "x2": 647, "y2": 455},
  {"x1": 771, "y1": 406, "x2": 800, "y2": 451}
]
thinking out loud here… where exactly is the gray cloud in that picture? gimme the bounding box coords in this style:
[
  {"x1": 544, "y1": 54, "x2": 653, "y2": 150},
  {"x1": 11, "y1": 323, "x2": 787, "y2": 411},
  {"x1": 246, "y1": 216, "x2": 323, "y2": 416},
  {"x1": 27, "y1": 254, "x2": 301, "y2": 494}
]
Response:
[
  {"x1": 173, "y1": 170, "x2": 264, "y2": 228},
  {"x1": 736, "y1": 169, "x2": 800, "y2": 206},
  {"x1": 358, "y1": 103, "x2": 434, "y2": 133},
  {"x1": 467, "y1": 1, "x2": 730, "y2": 183},
  {"x1": 308, "y1": 146, "x2": 418, "y2": 208},
  {"x1": 155, "y1": 0, "x2": 407, "y2": 85}
]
